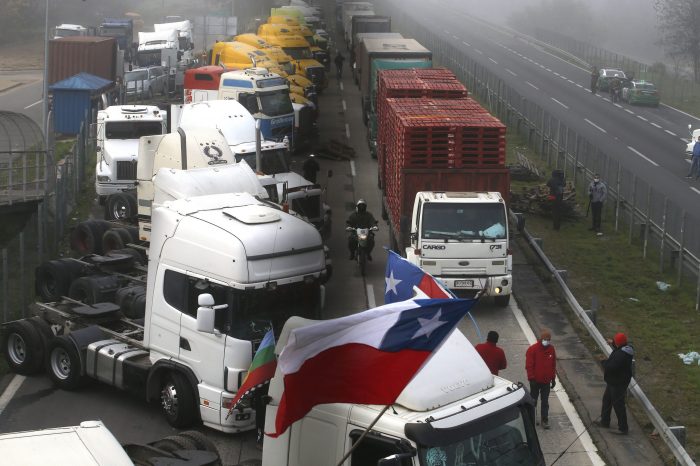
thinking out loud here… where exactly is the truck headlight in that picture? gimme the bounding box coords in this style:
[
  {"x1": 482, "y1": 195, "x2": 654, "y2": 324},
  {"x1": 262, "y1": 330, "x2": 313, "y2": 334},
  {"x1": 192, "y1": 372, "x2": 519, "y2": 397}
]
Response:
[{"x1": 97, "y1": 175, "x2": 110, "y2": 182}]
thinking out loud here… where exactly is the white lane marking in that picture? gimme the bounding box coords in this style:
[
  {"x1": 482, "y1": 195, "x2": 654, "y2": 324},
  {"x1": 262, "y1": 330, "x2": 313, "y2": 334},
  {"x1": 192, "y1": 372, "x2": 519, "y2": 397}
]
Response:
[
  {"x1": 462, "y1": 40, "x2": 471, "y2": 47},
  {"x1": 576, "y1": 83, "x2": 583, "y2": 88},
  {"x1": 553, "y1": 72, "x2": 560, "y2": 76},
  {"x1": 526, "y1": 81, "x2": 539, "y2": 90},
  {"x1": 602, "y1": 97, "x2": 610, "y2": 102},
  {"x1": 510, "y1": 302, "x2": 606, "y2": 466},
  {"x1": 691, "y1": 187, "x2": 700, "y2": 195},
  {"x1": 624, "y1": 109, "x2": 634, "y2": 114},
  {"x1": 628, "y1": 146, "x2": 659, "y2": 166},
  {"x1": 452, "y1": 34, "x2": 459, "y2": 40},
  {"x1": 651, "y1": 122, "x2": 662, "y2": 129},
  {"x1": 585, "y1": 118, "x2": 607, "y2": 133},
  {"x1": 661, "y1": 102, "x2": 700, "y2": 122},
  {"x1": 567, "y1": 79, "x2": 575, "y2": 84},
  {"x1": 0, "y1": 375, "x2": 25, "y2": 416},
  {"x1": 539, "y1": 65, "x2": 546, "y2": 69},
  {"x1": 637, "y1": 115, "x2": 648, "y2": 122},
  {"x1": 614, "y1": 103, "x2": 623, "y2": 109},
  {"x1": 366, "y1": 284, "x2": 376, "y2": 308},
  {"x1": 340, "y1": 82, "x2": 344, "y2": 91},
  {"x1": 681, "y1": 138, "x2": 690, "y2": 143},
  {"x1": 505, "y1": 68, "x2": 517, "y2": 76},
  {"x1": 475, "y1": 48, "x2": 483, "y2": 55},
  {"x1": 665, "y1": 130, "x2": 677, "y2": 136},
  {"x1": 488, "y1": 57, "x2": 498, "y2": 64},
  {"x1": 345, "y1": 123, "x2": 350, "y2": 139},
  {"x1": 551, "y1": 97, "x2": 569, "y2": 109},
  {"x1": 350, "y1": 160, "x2": 356, "y2": 177},
  {"x1": 560, "y1": 76, "x2": 568, "y2": 80},
  {"x1": 546, "y1": 68, "x2": 552, "y2": 72},
  {"x1": 24, "y1": 99, "x2": 42, "y2": 109},
  {"x1": 342, "y1": 100, "x2": 347, "y2": 112}
]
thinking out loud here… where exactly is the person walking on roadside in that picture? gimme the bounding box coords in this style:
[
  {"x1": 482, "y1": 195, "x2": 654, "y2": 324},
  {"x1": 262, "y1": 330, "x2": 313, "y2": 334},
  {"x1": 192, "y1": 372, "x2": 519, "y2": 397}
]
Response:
[
  {"x1": 599, "y1": 332, "x2": 634, "y2": 435},
  {"x1": 590, "y1": 66, "x2": 599, "y2": 94},
  {"x1": 526, "y1": 329, "x2": 557, "y2": 429},
  {"x1": 334, "y1": 52, "x2": 345, "y2": 79},
  {"x1": 588, "y1": 173, "x2": 607, "y2": 235},
  {"x1": 686, "y1": 135, "x2": 700, "y2": 179},
  {"x1": 546, "y1": 170, "x2": 565, "y2": 231},
  {"x1": 475, "y1": 330, "x2": 507, "y2": 376}
]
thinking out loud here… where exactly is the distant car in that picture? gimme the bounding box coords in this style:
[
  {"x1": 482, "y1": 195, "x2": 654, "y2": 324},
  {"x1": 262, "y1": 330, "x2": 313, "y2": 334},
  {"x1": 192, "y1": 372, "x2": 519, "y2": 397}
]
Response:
[
  {"x1": 125, "y1": 66, "x2": 167, "y2": 99},
  {"x1": 598, "y1": 68, "x2": 627, "y2": 91},
  {"x1": 622, "y1": 80, "x2": 660, "y2": 107}
]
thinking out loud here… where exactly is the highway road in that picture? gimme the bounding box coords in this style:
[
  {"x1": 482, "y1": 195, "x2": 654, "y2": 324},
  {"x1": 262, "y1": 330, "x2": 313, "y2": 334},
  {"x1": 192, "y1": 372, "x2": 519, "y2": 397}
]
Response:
[
  {"x1": 0, "y1": 71, "x2": 43, "y2": 129},
  {"x1": 381, "y1": 0, "x2": 700, "y2": 256},
  {"x1": 0, "y1": 2, "x2": 669, "y2": 464}
]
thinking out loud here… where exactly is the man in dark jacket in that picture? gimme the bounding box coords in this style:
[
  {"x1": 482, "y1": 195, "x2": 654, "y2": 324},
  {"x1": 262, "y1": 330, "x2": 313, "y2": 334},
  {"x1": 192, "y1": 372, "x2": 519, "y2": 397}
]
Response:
[
  {"x1": 302, "y1": 154, "x2": 320, "y2": 183},
  {"x1": 525, "y1": 329, "x2": 557, "y2": 429},
  {"x1": 546, "y1": 170, "x2": 565, "y2": 231},
  {"x1": 600, "y1": 332, "x2": 634, "y2": 434},
  {"x1": 475, "y1": 330, "x2": 507, "y2": 376},
  {"x1": 346, "y1": 199, "x2": 377, "y2": 260}
]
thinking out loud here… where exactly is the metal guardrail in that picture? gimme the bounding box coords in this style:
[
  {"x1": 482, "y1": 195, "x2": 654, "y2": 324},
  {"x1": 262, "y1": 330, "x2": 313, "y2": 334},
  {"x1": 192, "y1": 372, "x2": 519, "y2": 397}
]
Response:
[{"x1": 517, "y1": 214, "x2": 695, "y2": 466}]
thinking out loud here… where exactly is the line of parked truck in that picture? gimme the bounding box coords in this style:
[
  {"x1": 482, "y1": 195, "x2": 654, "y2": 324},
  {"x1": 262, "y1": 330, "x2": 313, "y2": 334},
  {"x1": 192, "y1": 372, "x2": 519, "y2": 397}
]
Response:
[{"x1": 2, "y1": 1, "x2": 546, "y2": 465}]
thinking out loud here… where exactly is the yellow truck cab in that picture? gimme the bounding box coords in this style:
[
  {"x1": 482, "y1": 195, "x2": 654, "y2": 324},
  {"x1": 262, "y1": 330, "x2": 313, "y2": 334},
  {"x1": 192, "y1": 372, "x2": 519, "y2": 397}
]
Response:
[
  {"x1": 265, "y1": 20, "x2": 330, "y2": 71},
  {"x1": 258, "y1": 24, "x2": 327, "y2": 91},
  {"x1": 210, "y1": 41, "x2": 277, "y2": 70}
]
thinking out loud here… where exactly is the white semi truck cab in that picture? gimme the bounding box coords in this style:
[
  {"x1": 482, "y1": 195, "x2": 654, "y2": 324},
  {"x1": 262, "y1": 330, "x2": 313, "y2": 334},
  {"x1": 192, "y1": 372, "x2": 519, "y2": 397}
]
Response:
[
  {"x1": 262, "y1": 317, "x2": 544, "y2": 465},
  {"x1": 154, "y1": 20, "x2": 194, "y2": 64},
  {"x1": 407, "y1": 192, "x2": 512, "y2": 306},
  {"x1": 95, "y1": 105, "x2": 167, "y2": 215}
]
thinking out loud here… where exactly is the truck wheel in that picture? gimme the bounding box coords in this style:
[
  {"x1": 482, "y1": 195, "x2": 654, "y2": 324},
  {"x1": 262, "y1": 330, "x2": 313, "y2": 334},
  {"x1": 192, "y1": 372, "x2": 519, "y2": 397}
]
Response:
[
  {"x1": 106, "y1": 193, "x2": 136, "y2": 221},
  {"x1": 46, "y1": 336, "x2": 85, "y2": 389},
  {"x1": 35, "y1": 259, "x2": 84, "y2": 302},
  {"x1": 73, "y1": 220, "x2": 112, "y2": 255},
  {"x1": 3, "y1": 321, "x2": 44, "y2": 375},
  {"x1": 494, "y1": 295, "x2": 511, "y2": 307},
  {"x1": 160, "y1": 372, "x2": 197, "y2": 428},
  {"x1": 178, "y1": 430, "x2": 222, "y2": 458},
  {"x1": 102, "y1": 228, "x2": 129, "y2": 253},
  {"x1": 152, "y1": 433, "x2": 198, "y2": 452}
]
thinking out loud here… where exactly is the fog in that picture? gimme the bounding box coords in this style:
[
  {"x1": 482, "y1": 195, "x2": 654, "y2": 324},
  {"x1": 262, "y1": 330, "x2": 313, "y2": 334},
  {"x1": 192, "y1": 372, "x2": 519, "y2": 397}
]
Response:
[{"x1": 440, "y1": 0, "x2": 665, "y2": 64}]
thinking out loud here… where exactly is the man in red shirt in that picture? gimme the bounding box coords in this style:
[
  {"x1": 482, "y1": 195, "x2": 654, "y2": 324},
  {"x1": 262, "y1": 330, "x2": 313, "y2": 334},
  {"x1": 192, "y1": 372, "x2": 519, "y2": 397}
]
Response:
[
  {"x1": 475, "y1": 330, "x2": 507, "y2": 376},
  {"x1": 526, "y1": 329, "x2": 557, "y2": 429}
]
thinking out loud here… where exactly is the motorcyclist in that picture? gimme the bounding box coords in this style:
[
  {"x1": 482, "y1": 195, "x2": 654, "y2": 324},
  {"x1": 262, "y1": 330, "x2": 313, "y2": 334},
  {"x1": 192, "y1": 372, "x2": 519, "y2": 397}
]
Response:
[
  {"x1": 346, "y1": 199, "x2": 377, "y2": 260},
  {"x1": 590, "y1": 66, "x2": 599, "y2": 94}
]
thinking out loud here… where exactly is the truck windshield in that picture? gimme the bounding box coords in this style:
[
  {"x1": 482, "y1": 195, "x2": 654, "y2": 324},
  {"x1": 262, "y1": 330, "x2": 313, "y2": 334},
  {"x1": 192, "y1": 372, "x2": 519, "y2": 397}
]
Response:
[
  {"x1": 137, "y1": 51, "x2": 162, "y2": 67},
  {"x1": 235, "y1": 149, "x2": 289, "y2": 174},
  {"x1": 282, "y1": 47, "x2": 312, "y2": 60},
  {"x1": 416, "y1": 406, "x2": 543, "y2": 466},
  {"x1": 105, "y1": 121, "x2": 163, "y2": 140},
  {"x1": 258, "y1": 90, "x2": 294, "y2": 116},
  {"x1": 422, "y1": 203, "x2": 507, "y2": 240},
  {"x1": 100, "y1": 26, "x2": 128, "y2": 37}
]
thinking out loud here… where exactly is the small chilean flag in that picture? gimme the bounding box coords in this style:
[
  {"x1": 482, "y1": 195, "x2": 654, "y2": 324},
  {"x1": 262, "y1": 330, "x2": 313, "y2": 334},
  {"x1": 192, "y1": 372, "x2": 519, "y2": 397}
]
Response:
[
  {"x1": 227, "y1": 329, "x2": 276, "y2": 416},
  {"x1": 384, "y1": 250, "x2": 451, "y2": 304},
  {"x1": 268, "y1": 298, "x2": 476, "y2": 437}
]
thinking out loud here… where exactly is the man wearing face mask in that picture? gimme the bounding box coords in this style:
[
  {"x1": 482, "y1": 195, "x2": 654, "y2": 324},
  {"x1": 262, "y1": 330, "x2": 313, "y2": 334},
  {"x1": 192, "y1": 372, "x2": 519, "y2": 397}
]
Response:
[
  {"x1": 588, "y1": 174, "x2": 607, "y2": 235},
  {"x1": 525, "y1": 329, "x2": 557, "y2": 429}
]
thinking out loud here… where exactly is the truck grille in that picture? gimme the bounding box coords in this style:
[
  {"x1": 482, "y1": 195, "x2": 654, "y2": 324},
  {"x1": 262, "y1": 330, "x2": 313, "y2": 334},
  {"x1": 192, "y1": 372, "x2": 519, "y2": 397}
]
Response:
[{"x1": 116, "y1": 161, "x2": 137, "y2": 181}]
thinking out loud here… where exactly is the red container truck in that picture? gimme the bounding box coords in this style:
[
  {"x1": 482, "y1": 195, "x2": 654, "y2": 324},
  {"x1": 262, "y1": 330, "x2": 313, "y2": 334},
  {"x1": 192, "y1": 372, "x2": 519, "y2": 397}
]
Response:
[{"x1": 48, "y1": 36, "x2": 118, "y2": 85}]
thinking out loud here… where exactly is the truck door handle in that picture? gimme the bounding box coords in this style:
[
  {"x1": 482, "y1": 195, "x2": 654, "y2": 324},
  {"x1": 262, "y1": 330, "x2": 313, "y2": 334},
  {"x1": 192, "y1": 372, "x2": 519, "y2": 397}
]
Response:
[{"x1": 179, "y1": 337, "x2": 191, "y2": 351}]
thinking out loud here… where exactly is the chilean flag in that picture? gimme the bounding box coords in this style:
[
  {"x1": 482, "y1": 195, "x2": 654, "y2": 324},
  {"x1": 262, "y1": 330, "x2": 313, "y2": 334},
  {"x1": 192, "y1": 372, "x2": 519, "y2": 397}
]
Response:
[
  {"x1": 385, "y1": 250, "x2": 451, "y2": 304},
  {"x1": 268, "y1": 297, "x2": 477, "y2": 437}
]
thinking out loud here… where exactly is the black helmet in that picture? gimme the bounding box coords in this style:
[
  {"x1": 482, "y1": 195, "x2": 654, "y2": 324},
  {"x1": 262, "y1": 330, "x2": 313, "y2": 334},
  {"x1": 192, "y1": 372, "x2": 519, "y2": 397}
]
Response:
[{"x1": 356, "y1": 199, "x2": 367, "y2": 213}]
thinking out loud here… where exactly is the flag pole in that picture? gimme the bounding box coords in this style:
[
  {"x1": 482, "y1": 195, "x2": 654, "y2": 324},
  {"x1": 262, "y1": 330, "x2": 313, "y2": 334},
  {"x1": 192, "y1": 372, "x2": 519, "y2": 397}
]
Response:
[{"x1": 335, "y1": 404, "x2": 392, "y2": 466}]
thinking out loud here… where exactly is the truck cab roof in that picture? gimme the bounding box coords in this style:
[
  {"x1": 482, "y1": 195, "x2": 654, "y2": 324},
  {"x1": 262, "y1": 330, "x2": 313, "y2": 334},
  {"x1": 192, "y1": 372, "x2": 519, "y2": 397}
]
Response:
[
  {"x1": 418, "y1": 191, "x2": 505, "y2": 204},
  {"x1": 99, "y1": 105, "x2": 165, "y2": 122}
]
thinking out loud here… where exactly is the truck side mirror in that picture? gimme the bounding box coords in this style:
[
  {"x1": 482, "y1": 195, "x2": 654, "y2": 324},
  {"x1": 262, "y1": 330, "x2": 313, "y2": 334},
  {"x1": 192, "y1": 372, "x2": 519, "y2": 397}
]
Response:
[{"x1": 196, "y1": 293, "x2": 223, "y2": 334}]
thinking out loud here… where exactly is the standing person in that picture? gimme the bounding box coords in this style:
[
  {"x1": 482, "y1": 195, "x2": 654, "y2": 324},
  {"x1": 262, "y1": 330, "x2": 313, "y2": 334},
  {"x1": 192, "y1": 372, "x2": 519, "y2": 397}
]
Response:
[
  {"x1": 526, "y1": 329, "x2": 557, "y2": 429},
  {"x1": 334, "y1": 52, "x2": 345, "y2": 79},
  {"x1": 590, "y1": 66, "x2": 599, "y2": 94},
  {"x1": 475, "y1": 330, "x2": 507, "y2": 376},
  {"x1": 302, "y1": 154, "x2": 320, "y2": 183},
  {"x1": 599, "y1": 333, "x2": 634, "y2": 434},
  {"x1": 588, "y1": 174, "x2": 607, "y2": 235},
  {"x1": 546, "y1": 170, "x2": 565, "y2": 231},
  {"x1": 686, "y1": 135, "x2": 700, "y2": 179}
]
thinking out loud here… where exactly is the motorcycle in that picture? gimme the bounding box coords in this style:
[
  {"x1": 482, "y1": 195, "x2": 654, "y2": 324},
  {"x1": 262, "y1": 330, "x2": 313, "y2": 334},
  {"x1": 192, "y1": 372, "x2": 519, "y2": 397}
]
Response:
[{"x1": 346, "y1": 225, "x2": 378, "y2": 276}]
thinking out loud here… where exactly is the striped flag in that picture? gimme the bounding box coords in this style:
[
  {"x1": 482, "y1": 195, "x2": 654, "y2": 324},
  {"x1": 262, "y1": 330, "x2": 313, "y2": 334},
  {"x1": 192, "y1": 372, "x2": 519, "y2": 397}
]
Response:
[{"x1": 227, "y1": 329, "x2": 277, "y2": 415}]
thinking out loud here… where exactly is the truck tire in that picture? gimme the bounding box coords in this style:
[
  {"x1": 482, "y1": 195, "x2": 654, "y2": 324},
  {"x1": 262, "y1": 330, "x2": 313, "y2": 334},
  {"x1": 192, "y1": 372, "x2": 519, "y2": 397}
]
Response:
[
  {"x1": 72, "y1": 220, "x2": 112, "y2": 255},
  {"x1": 3, "y1": 320, "x2": 44, "y2": 375},
  {"x1": 125, "y1": 225, "x2": 140, "y2": 243},
  {"x1": 46, "y1": 336, "x2": 85, "y2": 390},
  {"x1": 105, "y1": 193, "x2": 137, "y2": 222},
  {"x1": 152, "y1": 433, "x2": 198, "y2": 452},
  {"x1": 35, "y1": 259, "x2": 85, "y2": 302},
  {"x1": 102, "y1": 227, "x2": 133, "y2": 254},
  {"x1": 69, "y1": 275, "x2": 121, "y2": 304},
  {"x1": 160, "y1": 372, "x2": 197, "y2": 428},
  {"x1": 494, "y1": 294, "x2": 511, "y2": 307},
  {"x1": 178, "y1": 431, "x2": 222, "y2": 459}
]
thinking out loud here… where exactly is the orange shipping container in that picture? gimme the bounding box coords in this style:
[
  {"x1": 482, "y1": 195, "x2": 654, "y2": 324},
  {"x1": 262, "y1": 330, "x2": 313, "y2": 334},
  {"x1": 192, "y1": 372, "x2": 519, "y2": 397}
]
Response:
[{"x1": 48, "y1": 37, "x2": 117, "y2": 85}]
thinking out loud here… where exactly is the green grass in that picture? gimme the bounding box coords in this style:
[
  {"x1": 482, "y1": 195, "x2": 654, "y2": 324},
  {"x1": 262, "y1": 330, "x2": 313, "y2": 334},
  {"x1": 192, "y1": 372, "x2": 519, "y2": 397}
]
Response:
[{"x1": 507, "y1": 132, "x2": 700, "y2": 460}]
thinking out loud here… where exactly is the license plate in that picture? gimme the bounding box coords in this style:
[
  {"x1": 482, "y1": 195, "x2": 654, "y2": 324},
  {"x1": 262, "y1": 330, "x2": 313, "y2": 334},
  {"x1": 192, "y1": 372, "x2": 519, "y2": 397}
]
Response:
[{"x1": 454, "y1": 280, "x2": 474, "y2": 287}]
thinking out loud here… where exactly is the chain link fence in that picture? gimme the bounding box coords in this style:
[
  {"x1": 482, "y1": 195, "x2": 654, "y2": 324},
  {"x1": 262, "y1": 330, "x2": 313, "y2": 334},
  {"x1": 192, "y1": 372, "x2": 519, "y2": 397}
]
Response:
[{"x1": 384, "y1": 12, "x2": 700, "y2": 310}]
